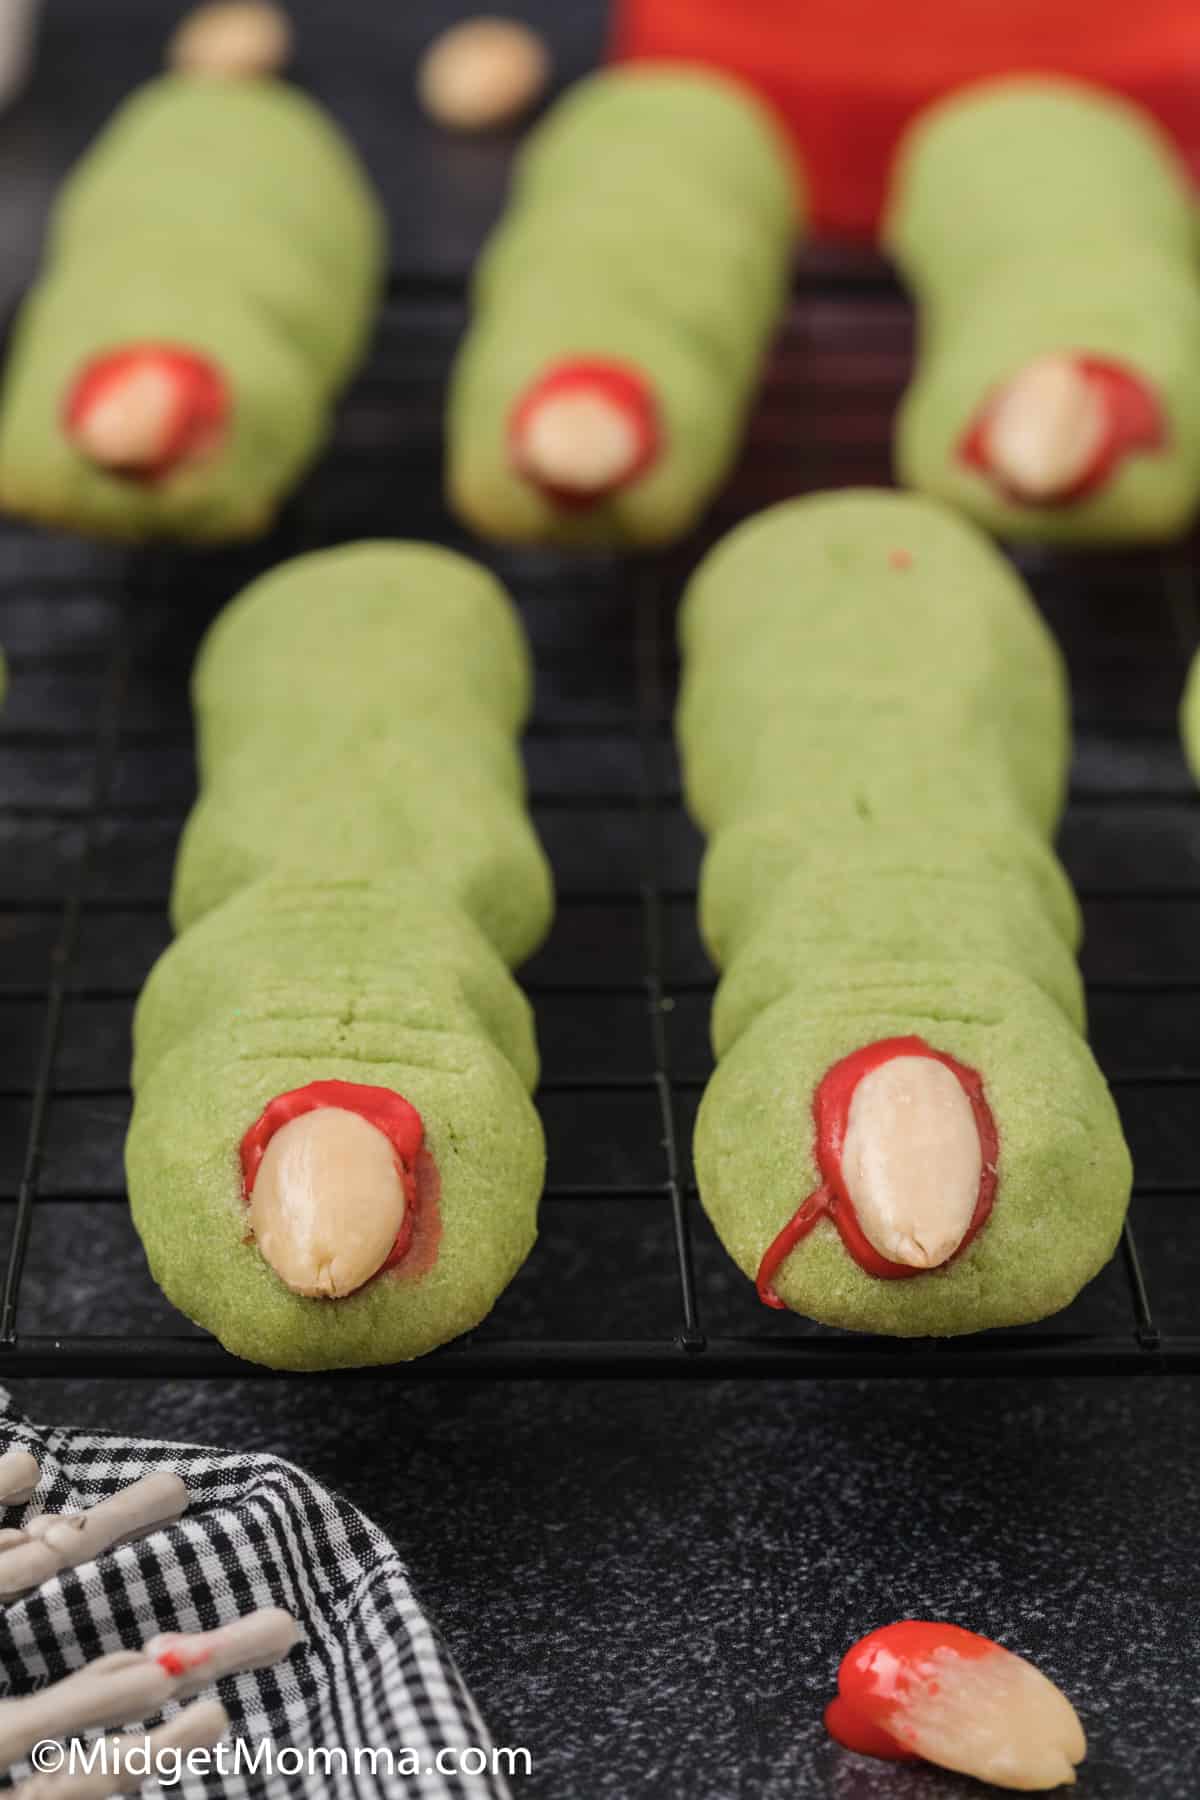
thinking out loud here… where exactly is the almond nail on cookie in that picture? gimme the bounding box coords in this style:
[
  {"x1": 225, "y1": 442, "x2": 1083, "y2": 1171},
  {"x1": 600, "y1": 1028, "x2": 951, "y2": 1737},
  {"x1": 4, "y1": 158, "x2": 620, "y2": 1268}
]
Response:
[
  {"x1": 885, "y1": 78, "x2": 1200, "y2": 544},
  {"x1": 447, "y1": 66, "x2": 794, "y2": 547},
  {"x1": 125, "y1": 543, "x2": 552, "y2": 1370},
  {"x1": 676, "y1": 488, "x2": 1130, "y2": 1335},
  {"x1": 0, "y1": 72, "x2": 383, "y2": 542}
]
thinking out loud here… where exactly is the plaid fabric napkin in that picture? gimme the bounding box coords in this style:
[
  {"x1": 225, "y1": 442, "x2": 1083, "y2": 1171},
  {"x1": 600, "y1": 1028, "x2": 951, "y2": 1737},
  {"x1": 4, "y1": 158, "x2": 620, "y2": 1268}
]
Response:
[{"x1": 0, "y1": 1389, "x2": 509, "y2": 1799}]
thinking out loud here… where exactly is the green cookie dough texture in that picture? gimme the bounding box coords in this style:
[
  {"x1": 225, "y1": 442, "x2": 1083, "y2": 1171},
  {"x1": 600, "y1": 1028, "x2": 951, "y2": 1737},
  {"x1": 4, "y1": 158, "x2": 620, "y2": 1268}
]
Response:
[
  {"x1": 677, "y1": 488, "x2": 1131, "y2": 1335},
  {"x1": 127, "y1": 542, "x2": 552, "y2": 1369},
  {"x1": 0, "y1": 75, "x2": 385, "y2": 543},
  {"x1": 446, "y1": 66, "x2": 795, "y2": 548},
  {"x1": 884, "y1": 77, "x2": 1200, "y2": 544}
]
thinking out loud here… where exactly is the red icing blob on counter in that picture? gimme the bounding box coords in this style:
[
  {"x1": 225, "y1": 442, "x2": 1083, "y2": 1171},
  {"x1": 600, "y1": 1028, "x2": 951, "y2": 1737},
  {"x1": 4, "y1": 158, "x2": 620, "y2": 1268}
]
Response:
[
  {"x1": 240, "y1": 1080, "x2": 425, "y2": 1274},
  {"x1": 755, "y1": 1036, "x2": 998, "y2": 1306},
  {"x1": 960, "y1": 355, "x2": 1165, "y2": 504},
  {"x1": 827, "y1": 1621, "x2": 996, "y2": 1760},
  {"x1": 64, "y1": 343, "x2": 229, "y2": 481},
  {"x1": 508, "y1": 357, "x2": 661, "y2": 507}
]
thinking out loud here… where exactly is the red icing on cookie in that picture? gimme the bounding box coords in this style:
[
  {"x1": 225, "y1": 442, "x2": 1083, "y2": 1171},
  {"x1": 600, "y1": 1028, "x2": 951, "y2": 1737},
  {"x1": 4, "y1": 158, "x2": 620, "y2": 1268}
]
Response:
[
  {"x1": 392, "y1": 1146, "x2": 444, "y2": 1280},
  {"x1": 507, "y1": 357, "x2": 660, "y2": 506},
  {"x1": 960, "y1": 354, "x2": 1164, "y2": 504},
  {"x1": 755, "y1": 1035, "x2": 998, "y2": 1305},
  {"x1": 240, "y1": 1080, "x2": 425, "y2": 1274},
  {"x1": 64, "y1": 344, "x2": 229, "y2": 481},
  {"x1": 828, "y1": 1621, "x2": 996, "y2": 1761}
]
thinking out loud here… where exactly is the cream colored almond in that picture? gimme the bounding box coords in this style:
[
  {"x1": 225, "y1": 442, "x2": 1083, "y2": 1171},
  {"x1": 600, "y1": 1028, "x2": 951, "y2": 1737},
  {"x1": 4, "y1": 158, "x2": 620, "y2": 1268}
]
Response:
[
  {"x1": 168, "y1": 2, "x2": 292, "y2": 78},
  {"x1": 841, "y1": 1055, "x2": 980, "y2": 1269},
  {"x1": 982, "y1": 355, "x2": 1105, "y2": 502},
  {"x1": 418, "y1": 18, "x2": 549, "y2": 132},
  {"x1": 516, "y1": 390, "x2": 641, "y2": 496},
  {"x1": 249, "y1": 1107, "x2": 406, "y2": 1299},
  {"x1": 71, "y1": 364, "x2": 180, "y2": 472},
  {"x1": 900, "y1": 1642, "x2": 1085, "y2": 1790}
]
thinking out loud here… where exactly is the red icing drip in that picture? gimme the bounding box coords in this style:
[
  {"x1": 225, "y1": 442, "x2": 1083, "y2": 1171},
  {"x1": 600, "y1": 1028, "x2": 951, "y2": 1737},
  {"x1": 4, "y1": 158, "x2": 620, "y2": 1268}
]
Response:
[
  {"x1": 828, "y1": 1621, "x2": 998, "y2": 1763},
  {"x1": 756, "y1": 1184, "x2": 834, "y2": 1308},
  {"x1": 156, "y1": 1649, "x2": 190, "y2": 1678},
  {"x1": 64, "y1": 344, "x2": 229, "y2": 481},
  {"x1": 507, "y1": 357, "x2": 660, "y2": 507},
  {"x1": 824, "y1": 1695, "x2": 918, "y2": 1762},
  {"x1": 960, "y1": 355, "x2": 1165, "y2": 504},
  {"x1": 755, "y1": 1035, "x2": 999, "y2": 1304},
  {"x1": 240, "y1": 1080, "x2": 426, "y2": 1276}
]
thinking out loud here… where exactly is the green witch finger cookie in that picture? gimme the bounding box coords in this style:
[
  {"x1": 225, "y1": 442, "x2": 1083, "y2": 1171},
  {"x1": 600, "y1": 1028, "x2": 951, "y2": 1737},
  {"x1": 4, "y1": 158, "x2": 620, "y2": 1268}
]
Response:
[
  {"x1": 126, "y1": 543, "x2": 553, "y2": 1370},
  {"x1": 446, "y1": 66, "x2": 795, "y2": 548},
  {"x1": 676, "y1": 489, "x2": 1131, "y2": 1336},
  {"x1": 0, "y1": 75, "x2": 384, "y2": 543},
  {"x1": 885, "y1": 78, "x2": 1200, "y2": 544}
]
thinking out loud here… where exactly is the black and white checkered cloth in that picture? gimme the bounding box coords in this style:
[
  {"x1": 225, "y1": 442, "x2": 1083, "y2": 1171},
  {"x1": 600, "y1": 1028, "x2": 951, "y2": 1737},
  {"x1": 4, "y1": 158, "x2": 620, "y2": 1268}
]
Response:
[{"x1": 0, "y1": 1389, "x2": 510, "y2": 1799}]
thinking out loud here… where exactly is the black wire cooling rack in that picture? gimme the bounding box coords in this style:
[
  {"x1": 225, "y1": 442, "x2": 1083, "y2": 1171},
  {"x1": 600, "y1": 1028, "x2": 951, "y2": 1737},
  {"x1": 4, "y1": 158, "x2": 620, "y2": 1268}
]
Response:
[{"x1": 0, "y1": 268, "x2": 1198, "y2": 1379}]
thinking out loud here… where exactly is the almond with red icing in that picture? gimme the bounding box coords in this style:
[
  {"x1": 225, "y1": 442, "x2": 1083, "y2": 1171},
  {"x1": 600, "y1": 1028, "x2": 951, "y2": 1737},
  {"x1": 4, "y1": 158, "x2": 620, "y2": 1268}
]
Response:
[
  {"x1": 241, "y1": 1080, "x2": 423, "y2": 1300},
  {"x1": 961, "y1": 353, "x2": 1164, "y2": 507},
  {"x1": 508, "y1": 360, "x2": 660, "y2": 506},
  {"x1": 978, "y1": 355, "x2": 1107, "y2": 502},
  {"x1": 64, "y1": 346, "x2": 229, "y2": 481},
  {"x1": 841, "y1": 1053, "x2": 983, "y2": 1269},
  {"x1": 828, "y1": 1621, "x2": 1086, "y2": 1791},
  {"x1": 756, "y1": 1035, "x2": 998, "y2": 1305},
  {"x1": 247, "y1": 1107, "x2": 408, "y2": 1299}
]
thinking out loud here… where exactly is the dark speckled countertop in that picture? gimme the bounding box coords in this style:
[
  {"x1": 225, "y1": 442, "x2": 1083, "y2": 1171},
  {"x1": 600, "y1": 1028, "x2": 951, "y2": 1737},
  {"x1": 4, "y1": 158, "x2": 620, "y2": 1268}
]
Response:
[{"x1": 2, "y1": 3, "x2": 1199, "y2": 1796}]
